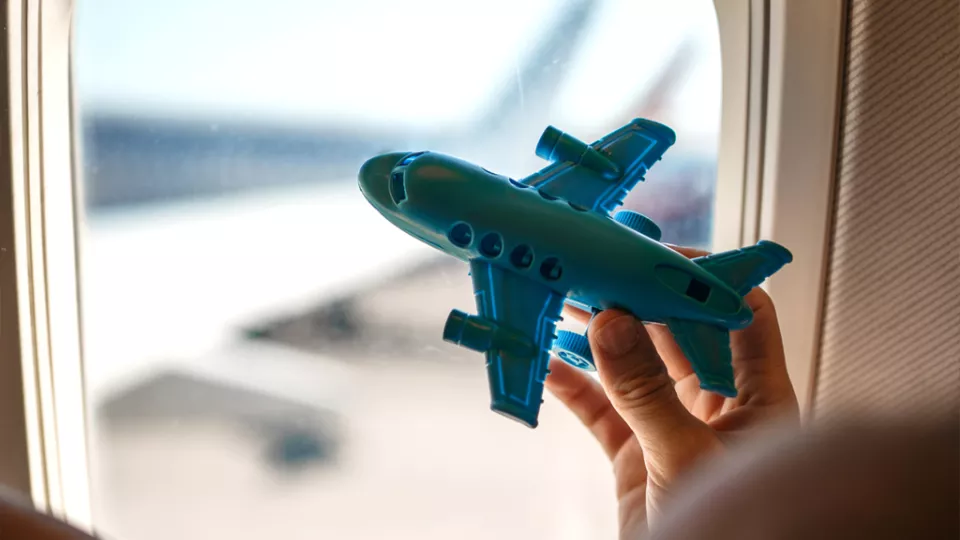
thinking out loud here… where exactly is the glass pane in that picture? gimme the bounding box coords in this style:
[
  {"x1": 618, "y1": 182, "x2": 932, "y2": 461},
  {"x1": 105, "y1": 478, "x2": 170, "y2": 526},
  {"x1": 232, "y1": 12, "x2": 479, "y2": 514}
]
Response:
[{"x1": 74, "y1": 1, "x2": 721, "y2": 538}]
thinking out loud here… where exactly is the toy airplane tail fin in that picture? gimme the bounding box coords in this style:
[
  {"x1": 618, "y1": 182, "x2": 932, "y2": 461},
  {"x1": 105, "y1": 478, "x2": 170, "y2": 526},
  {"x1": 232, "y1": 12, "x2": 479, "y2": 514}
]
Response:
[{"x1": 693, "y1": 240, "x2": 793, "y2": 296}]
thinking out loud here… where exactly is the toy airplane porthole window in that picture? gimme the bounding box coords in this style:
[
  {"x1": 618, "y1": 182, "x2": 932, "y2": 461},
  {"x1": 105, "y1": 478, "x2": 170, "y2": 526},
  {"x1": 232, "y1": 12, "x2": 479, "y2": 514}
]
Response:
[
  {"x1": 510, "y1": 245, "x2": 534, "y2": 269},
  {"x1": 389, "y1": 170, "x2": 406, "y2": 204},
  {"x1": 399, "y1": 151, "x2": 426, "y2": 166},
  {"x1": 448, "y1": 222, "x2": 474, "y2": 247},
  {"x1": 538, "y1": 190, "x2": 558, "y2": 201},
  {"x1": 479, "y1": 233, "x2": 503, "y2": 258},
  {"x1": 540, "y1": 257, "x2": 562, "y2": 280}
]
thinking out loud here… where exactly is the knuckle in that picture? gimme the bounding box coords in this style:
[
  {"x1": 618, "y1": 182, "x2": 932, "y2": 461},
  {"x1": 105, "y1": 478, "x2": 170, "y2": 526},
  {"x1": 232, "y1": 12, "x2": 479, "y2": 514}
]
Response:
[
  {"x1": 746, "y1": 286, "x2": 776, "y2": 314},
  {"x1": 610, "y1": 366, "x2": 675, "y2": 411}
]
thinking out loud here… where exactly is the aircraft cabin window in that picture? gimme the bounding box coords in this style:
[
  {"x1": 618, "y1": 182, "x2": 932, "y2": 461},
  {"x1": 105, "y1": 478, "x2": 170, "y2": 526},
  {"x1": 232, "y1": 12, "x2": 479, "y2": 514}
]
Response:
[
  {"x1": 510, "y1": 245, "x2": 534, "y2": 269},
  {"x1": 390, "y1": 170, "x2": 407, "y2": 203},
  {"x1": 70, "y1": 0, "x2": 722, "y2": 538},
  {"x1": 538, "y1": 189, "x2": 559, "y2": 201},
  {"x1": 448, "y1": 222, "x2": 474, "y2": 247},
  {"x1": 479, "y1": 232, "x2": 504, "y2": 258},
  {"x1": 399, "y1": 152, "x2": 426, "y2": 166},
  {"x1": 540, "y1": 257, "x2": 563, "y2": 281}
]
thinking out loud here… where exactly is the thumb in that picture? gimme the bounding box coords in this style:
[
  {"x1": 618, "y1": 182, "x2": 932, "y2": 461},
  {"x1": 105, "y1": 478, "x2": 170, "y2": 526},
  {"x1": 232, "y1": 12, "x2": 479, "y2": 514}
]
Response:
[{"x1": 589, "y1": 310, "x2": 721, "y2": 483}]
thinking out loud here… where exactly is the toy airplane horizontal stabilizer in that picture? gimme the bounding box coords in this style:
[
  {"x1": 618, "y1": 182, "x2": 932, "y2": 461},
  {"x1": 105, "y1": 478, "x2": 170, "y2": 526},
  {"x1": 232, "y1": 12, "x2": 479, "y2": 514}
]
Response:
[
  {"x1": 693, "y1": 240, "x2": 794, "y2": 296},
  {"x1": 358, "y1": 118, "x2": 793, "y2": 428},
  {"x1": 665, "y1": 242, "x2": 793, "y2": 397}
]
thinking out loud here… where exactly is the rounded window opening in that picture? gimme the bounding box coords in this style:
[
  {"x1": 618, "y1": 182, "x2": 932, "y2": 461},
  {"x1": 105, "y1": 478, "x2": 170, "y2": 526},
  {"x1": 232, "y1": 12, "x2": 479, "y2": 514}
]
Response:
[
  {"x1": 538, "y1": 190, "x2": 558, "y2": 201},
  {"x1": 448, "y1": 222, "x2": 474, "y2": 247},
  {"x1": 479, "y1": 232, "x2": 503, "y2": 258},
  {"x1": 540, "y1": 257, "x2": 563, "y2": 281},
  {"x1": 509, "y1": 178, "x2": 530, "y2": 189},
  {"x1": 390, "y1": 170, "x2": 407, "y2": 204},
  {"x1": 399, "y1": 151, "x2": 426, "y2": 166},
  {"x1": 510, "y1": 245, "x2": 534, "y2": 269},
  {"x1": 568, "y1": 201, "x2": 588, "y2": 212}
]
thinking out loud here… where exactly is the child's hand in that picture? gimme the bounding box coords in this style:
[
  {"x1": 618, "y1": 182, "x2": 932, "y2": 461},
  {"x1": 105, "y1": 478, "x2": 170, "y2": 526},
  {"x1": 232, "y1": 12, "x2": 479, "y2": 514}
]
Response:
[{"x1": 546, "y1": 245, "x2": 799, "y2": 537}]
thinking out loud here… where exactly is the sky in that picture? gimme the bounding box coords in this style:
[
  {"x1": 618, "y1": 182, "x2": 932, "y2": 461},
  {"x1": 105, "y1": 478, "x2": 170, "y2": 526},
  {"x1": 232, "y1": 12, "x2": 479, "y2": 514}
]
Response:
[{"x1": 73, "y1": 0, "x2": 721, "y2": 135}]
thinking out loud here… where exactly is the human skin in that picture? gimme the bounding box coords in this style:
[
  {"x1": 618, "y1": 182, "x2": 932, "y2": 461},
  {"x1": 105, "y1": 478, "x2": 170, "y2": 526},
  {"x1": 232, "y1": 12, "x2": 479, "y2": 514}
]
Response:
[
  {"x1": 546, "y1": 244, "x2": 801, "y2": 536},
  {"x1": 647, "y1": 417, "x2": 960, "y2": 540},
  {"x1": 0, "y1": 488, "x2": 95, "y2": 540}
]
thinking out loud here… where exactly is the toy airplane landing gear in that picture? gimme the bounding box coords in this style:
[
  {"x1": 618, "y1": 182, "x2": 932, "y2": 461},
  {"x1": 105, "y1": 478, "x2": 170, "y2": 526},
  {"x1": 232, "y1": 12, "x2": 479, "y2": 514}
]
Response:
[
  {"x1": 358, "y1": 117, "x2": 793, "y2": 428},
  {"x1": 552, "y1": 331, "x2": 595, "y2": 371}
]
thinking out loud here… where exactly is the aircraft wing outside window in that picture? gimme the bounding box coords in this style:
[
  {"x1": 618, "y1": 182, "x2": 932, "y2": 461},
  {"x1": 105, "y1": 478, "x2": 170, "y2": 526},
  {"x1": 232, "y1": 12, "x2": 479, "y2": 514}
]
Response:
[
  {"x1": 520, "y1": 118, "x2": 677, "y2": 216},
  {"x1": 468, "y1": 260, "x2": 565, "y2": 428}
]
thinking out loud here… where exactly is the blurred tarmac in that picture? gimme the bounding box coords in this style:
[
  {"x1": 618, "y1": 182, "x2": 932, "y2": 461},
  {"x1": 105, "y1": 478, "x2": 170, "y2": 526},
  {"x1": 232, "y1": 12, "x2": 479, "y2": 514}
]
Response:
[{"x1": 89, "y1": 259, "x2": 618, "y2": 540}]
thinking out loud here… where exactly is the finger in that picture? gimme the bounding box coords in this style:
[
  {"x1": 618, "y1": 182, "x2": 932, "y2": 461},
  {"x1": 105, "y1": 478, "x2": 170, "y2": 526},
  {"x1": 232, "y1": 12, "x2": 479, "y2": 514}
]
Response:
[
  {"x1": 629, "y1": 243, "x2": 707, "y2": 381},
  {"x1": 645, "y1": 323, "x2": 695, "y2": 382},
  {"x1": 662, "y1": 243, "x2": 711, "y2": 259},
  {"x1": 565, "y1": 305, "x2": 697, "y2": 383},
  {"x1": 588, "y1": 310, "x2": 721, "y2": 482},
  {"x1": 561, "y1": 304, "x2": 592, "y2": 325},
  {"x1": 728, "y1": 288, "x2": 795, "y2": 402},
  {"x1": 545, "y1": 358, "x2": 634, "y2": 460},
  {"x1": 734, "y1": 288, "x2": 787, "y2": 372},
  {"x1": 563, "y1": 304, "x2": 697, "y2": 383}
]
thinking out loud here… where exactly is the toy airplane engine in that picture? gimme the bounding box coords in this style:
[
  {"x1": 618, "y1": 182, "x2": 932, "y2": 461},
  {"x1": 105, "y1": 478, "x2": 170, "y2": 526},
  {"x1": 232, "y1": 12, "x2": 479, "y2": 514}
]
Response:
[{"x1": 358, "y1": 118, "x2": 792, "y2": 428}]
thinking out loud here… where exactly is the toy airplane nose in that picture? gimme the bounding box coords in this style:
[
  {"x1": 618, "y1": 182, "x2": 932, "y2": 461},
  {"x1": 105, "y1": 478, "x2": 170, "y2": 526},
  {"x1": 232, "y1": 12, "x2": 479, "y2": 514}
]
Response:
[{"x1": 358, "y1": 152, "x2": 407, "y2": 207}]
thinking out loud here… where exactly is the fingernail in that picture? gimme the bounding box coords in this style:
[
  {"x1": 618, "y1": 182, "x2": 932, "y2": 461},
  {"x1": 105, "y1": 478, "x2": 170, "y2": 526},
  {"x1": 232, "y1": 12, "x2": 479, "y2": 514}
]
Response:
[{"x1": 594, "y1": 315, "x2": 640, "y2": 356}]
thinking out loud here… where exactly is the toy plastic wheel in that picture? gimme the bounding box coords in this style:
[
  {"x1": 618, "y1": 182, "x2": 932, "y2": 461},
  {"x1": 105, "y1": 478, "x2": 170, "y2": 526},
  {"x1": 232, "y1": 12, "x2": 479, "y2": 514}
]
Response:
[{"x1": 552, "y1": 331, "x2": 595, "y2": 371}]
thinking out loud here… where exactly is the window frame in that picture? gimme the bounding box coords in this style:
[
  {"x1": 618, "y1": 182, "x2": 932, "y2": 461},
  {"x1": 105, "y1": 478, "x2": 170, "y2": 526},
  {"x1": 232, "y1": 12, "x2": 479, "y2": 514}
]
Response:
[
  {"x1": 753, "y1": 0, "x2": 846, "y2": 411},
  {"x1": 0, "y1": 0, "x2": 35, "y2": 506},
  {"x1": 713, "y1": 0, "x2": 846, "y2": 413},
  {"x1": 2, "y1": 0, "x2": 93, "y2": 531},
  {"x1": 0, "y1": 0, "x2": 845, "y2": 528}
]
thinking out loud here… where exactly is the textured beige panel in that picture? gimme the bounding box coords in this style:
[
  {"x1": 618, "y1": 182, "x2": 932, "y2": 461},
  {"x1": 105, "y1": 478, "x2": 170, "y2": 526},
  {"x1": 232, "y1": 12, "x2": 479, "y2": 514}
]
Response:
[{"x1": 814, "y1": 0, "x2": 960, "y2": 419}]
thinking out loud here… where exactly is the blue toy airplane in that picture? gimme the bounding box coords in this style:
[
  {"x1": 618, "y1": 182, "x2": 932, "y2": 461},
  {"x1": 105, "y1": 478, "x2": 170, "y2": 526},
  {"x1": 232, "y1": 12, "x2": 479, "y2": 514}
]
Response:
[{"x1": 358, "y1": 118, "x2": 792, "y2": 428}]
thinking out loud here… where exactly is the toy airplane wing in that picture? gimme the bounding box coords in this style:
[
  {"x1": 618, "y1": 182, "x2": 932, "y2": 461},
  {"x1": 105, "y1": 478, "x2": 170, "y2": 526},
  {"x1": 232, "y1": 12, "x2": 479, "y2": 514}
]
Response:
[
  {"x1": 693, "y1": 240, "x2": 794, "y2": 296},
  {"x1": 520, "y1": 118, "x2": 677, "y2": 216},
  {"x1": 443, "y1": 260, "x2": 565, "y2": 428}
]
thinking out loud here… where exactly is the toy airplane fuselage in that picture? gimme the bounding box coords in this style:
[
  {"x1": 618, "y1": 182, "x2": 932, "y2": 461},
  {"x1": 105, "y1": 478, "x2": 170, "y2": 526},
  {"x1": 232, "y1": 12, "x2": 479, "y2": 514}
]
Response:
[
  {"x1": 358, "y1": 118, "x2": 792, "y2": 428},
  {"x1": 360, "y1": 151, "x2": 752, "y2": 327}
]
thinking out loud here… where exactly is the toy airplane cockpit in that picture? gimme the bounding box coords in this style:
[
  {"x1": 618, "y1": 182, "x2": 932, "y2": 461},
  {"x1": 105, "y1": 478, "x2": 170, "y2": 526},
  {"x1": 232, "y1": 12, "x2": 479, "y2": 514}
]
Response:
[{"x1": 358, "y1": 118, "x2": 792, "y2": 428}]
